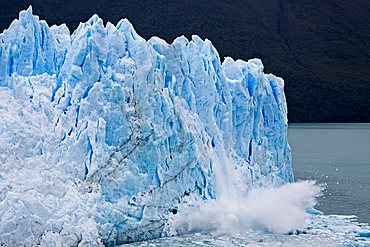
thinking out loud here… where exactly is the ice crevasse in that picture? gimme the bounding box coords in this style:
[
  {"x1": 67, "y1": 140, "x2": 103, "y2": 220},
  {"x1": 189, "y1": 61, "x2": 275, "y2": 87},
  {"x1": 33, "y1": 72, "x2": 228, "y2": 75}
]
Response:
[{"x1": 0, "y1": 7, "x2": 293, "y2": 245}]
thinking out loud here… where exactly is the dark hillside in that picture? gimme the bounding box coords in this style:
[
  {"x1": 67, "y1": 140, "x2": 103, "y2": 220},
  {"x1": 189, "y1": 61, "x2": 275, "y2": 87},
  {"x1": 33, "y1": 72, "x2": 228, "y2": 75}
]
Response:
[{"x1": 1, "y1": 0, "x2": 369, "y2": 122}]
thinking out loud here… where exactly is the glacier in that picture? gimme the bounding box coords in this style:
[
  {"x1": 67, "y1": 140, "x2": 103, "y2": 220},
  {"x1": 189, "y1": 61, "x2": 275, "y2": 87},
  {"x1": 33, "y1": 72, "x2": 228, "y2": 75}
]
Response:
[{"x1": 0, "y1": 7, "x2": 369, "y2": 246}]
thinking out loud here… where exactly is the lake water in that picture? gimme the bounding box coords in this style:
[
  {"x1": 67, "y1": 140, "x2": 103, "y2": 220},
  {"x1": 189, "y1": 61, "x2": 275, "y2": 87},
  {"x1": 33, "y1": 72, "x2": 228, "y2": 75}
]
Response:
[{"x1": 288, "y1": 123, "x2": 370, "y2": 224}]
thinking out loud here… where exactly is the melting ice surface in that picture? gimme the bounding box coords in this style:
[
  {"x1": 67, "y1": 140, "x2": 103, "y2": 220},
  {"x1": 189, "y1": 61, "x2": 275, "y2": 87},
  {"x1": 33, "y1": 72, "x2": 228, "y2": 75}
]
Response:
[{"x1": 0, "y1": 7, "x2": 369, "y2": 246}]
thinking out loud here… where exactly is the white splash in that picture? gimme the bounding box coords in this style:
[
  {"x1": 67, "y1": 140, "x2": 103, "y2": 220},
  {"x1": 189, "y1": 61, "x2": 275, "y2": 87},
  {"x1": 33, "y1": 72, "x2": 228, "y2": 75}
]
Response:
[{"x1": 175, "y1": 181, "x2": 322, "y2": 234}]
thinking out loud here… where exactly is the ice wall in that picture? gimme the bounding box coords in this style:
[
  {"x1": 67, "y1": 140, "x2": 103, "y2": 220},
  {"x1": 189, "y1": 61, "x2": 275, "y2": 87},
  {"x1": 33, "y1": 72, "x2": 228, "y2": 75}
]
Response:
[{"x1": 0, "y1": 7, "x2": 292, "y2": 245}]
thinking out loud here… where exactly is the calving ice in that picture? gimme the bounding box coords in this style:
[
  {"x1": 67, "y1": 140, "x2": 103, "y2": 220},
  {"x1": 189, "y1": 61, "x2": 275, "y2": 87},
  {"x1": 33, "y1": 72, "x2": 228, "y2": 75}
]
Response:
[{"x1": 0, "y1": 6, "x2": 368, "y2": 247}]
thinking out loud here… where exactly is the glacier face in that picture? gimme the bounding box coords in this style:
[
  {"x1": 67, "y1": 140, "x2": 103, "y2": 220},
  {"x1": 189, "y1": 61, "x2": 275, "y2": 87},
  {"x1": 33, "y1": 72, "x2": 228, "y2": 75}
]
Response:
[{"x1": 0, "y1": 7, "x2": 292, "y2": 245}]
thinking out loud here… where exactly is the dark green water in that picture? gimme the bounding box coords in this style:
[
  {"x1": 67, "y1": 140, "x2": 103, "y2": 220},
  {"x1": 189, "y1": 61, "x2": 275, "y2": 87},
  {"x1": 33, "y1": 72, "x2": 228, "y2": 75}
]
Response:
[{"x1": 289, "y1": 123, "x2": 370, "y2": 224}]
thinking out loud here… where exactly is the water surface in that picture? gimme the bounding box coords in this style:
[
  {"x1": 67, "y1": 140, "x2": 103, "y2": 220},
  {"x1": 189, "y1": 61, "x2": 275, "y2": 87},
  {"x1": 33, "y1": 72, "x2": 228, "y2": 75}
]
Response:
[{"x1": 288, "y1": 123, "x2": 370, "y2": 223}]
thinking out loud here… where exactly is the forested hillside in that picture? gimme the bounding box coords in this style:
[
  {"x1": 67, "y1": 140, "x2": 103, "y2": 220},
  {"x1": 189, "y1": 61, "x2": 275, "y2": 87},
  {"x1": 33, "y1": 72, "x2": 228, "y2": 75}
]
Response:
[{"x1": 1, "y1": 0, "x2": 369, "y2": 122}]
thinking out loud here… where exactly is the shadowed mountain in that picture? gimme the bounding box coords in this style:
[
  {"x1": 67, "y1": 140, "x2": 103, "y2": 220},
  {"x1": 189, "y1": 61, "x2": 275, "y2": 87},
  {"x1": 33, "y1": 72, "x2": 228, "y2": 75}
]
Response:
[{"x1": 1, "y1": 0, "x2": 369, "y2": 122}]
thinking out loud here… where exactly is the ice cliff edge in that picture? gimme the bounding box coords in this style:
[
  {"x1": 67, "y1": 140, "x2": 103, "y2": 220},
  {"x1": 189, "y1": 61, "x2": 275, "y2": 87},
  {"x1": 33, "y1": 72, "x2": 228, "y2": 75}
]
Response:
[{"x1": 0, "y1": 7, "x2": 292, "y2": 245}]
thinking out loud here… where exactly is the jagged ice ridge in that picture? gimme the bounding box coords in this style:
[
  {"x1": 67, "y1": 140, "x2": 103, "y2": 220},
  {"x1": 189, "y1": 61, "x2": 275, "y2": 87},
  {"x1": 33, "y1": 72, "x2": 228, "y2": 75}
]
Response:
[{"x1": 0, "y1": 6, "x2": 294, "y2": 245}]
